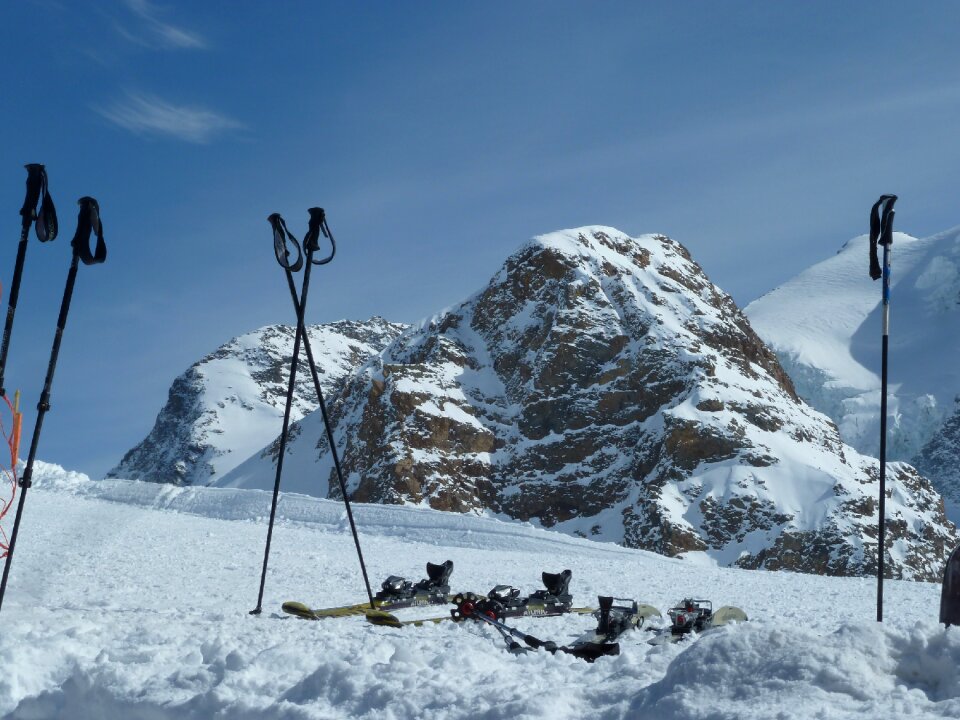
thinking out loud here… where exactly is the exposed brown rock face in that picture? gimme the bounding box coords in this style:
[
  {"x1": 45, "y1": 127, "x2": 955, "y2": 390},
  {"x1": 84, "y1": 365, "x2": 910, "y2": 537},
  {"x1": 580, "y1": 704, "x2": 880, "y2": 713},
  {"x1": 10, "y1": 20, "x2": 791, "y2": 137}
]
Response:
[{"x1": 236, "y1": 227, "x2": 957, "y2": 580}]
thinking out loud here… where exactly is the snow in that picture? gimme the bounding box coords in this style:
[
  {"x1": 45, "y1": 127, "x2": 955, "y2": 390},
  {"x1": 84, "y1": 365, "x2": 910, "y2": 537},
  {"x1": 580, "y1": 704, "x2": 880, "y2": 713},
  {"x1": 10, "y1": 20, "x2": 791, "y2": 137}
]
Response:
[
  {"x1": 0, "y1": 461, "x2": 957, "y2": 719},
  {"x1": 745, "y1": 227, "x2": 960, "y2": 469}
]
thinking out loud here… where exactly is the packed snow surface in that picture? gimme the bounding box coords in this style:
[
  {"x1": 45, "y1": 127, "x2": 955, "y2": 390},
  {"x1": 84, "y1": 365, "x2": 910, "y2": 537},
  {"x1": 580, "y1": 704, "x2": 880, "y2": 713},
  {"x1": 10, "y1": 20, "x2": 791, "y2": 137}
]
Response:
[{"x1": 1, "y1": 462, "x2": 957, "y2": 719}]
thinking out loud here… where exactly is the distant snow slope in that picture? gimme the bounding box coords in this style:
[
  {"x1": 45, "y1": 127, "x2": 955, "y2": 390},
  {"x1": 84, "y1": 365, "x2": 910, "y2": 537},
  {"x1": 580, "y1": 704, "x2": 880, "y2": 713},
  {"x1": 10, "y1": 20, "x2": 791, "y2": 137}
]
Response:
[
  {"x1": 108, "y1": 318, "x2": 405, "y2": 486},
  {"x1": 0, "y1": 461, "x2": 956, "y2": 719},
  {"x1": 746, "y1": 227, "x2": 960, "y2": 507}
]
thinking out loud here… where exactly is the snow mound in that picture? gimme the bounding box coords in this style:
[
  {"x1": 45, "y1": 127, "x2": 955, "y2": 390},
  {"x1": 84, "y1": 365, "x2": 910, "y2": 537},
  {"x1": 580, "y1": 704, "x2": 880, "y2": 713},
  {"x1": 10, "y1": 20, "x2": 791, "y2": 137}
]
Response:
[{"x1": 632, "y1": 621, "x2": 960, "y2": 719}]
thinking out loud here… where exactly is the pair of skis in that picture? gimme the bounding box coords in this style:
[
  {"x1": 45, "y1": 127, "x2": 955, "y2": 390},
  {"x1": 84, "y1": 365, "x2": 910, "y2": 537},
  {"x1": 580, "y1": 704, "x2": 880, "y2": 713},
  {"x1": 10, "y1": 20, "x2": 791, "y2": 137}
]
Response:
[
  {"x1": 282, "y1": 565, "x2": 592, "y2": 626},
  {"x1": 365, "y1": 569, "x2": 592, "y2": 627},
  {"x1": 284, "y1": 563, "x2": 655, "y2": 662},
  {"x1": 0, "y1": 165, "x2": 107, "y2": 615}
]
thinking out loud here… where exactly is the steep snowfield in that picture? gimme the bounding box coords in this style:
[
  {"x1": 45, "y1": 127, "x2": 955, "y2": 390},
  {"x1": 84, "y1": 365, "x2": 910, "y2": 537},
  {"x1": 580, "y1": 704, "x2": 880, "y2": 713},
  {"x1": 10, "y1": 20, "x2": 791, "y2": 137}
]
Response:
[
  {"x1": 109, "y1": 319, "x2": 404, "y2": 486},
  {"x1": 0, "y1": 462, "x2": 957, "y2": 719},
  {"x1": 746, "y1": 227, "x2": 960, "y2": 469}
]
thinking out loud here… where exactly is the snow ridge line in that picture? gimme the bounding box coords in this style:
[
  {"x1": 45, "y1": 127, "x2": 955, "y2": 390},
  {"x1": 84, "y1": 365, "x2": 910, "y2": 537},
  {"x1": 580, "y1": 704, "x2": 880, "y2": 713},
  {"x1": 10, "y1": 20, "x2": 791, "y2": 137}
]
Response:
[{"x1": 30, "y1": 461, "x2": 659, "y2": 560}]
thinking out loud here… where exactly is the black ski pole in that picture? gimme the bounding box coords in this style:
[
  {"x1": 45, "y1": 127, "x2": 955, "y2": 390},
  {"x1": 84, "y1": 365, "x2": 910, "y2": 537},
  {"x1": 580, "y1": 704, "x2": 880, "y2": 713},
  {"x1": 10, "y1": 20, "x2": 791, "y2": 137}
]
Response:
[
  {"x1": 0, "y1": 196, "x2": 106, "y2": 614},
  {"x1": 469, "y1": 609, "x2": 557, "y2": 653},
  {"x1": 251, "y1": 209, "x2": 320, "y2": 615},
  {"x1": 0, "y1": 164, "x2": 58, "y2": 396},
  {"x1": 868, "y1": 193, "x2": 897, "y2": 623},
  {"x1": 272, "y1": 212, "x2": 375, "y2": 608}
]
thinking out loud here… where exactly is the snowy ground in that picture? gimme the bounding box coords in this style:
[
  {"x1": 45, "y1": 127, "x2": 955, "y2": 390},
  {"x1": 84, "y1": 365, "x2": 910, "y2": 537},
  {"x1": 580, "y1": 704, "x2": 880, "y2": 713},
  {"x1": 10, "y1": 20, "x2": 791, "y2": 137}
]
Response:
[{"x1": 0, "y1": 463, "x2": 957, "y2": 719}]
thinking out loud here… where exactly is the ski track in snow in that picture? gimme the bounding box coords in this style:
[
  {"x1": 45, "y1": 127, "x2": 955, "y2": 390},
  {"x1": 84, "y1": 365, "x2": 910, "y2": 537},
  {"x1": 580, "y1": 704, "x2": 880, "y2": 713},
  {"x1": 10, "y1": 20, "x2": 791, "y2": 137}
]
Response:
[{"x1": 0, "y1": 463, "x2": 957, "y2": 719}]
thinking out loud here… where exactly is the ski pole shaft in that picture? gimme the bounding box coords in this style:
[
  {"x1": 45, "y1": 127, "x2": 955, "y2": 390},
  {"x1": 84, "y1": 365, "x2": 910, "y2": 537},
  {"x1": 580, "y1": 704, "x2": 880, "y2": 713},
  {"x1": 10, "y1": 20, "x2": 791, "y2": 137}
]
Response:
[
  {"x1": 251, "y1": 211, "x2": 319, "y2": 615},
  {"x1": 0, "y1": 470, "x2": 28, "y2": 611},
  {"x1": 0, "y1": 196, "x2": 104, "y2": 615},
  {"x1": 0, "y1": 165, "x2": 53, "y2": 396},
  {"x1": 283, "y1": 265, "x2": 375, "y2": 608},
  {"x1": 877, "y1": 231, "x2": 892, "y2": 622},
  {"x1": 470, "y1": 611, "x2": 555, "y2": 651},
  {"x1": 869, "y1": 194, "x2": 895, "y2": 623},
  {"x1": 279, "y1": 209, "x2": 372, "y2": 606},
  {"x1": 0, "y1": 239, "x2": 29, "y2": 396},
  {"x1": 0, "y1": 254, "x2": 78, "y2": 612}
]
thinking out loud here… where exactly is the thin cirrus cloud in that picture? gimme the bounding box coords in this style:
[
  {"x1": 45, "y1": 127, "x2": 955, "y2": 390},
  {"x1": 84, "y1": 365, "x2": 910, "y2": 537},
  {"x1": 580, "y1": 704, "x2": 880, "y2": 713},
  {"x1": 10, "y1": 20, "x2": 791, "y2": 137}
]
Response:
[
  {"x1": 96, "y1": 93, "x2": 243, "y2": 143},
  {"x1": 119, "y1": 0, "x2": 205, "y2": 50}
]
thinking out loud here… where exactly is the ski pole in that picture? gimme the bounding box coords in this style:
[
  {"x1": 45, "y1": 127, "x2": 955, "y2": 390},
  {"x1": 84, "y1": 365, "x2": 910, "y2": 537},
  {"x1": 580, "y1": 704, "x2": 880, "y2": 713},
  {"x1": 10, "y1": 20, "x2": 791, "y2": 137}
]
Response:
[
  {"x1": 273, "y1": 212, "x2": 375, "y2": 608},
  {"x1": 469, "y1": 609, "x2": 558, "y2": 653},
  {"x1": 868, "y1": 193, "x2": 897, "y2": 623},
  {"x1": 251, "y1": 209, "x2": 324, "y2": 615},
  {"x1": 0, "y1": 196, "x2": 106, "y2": 614},
  {"x1": 0, "y1": 164, "x2": 58, "y2": 396}
]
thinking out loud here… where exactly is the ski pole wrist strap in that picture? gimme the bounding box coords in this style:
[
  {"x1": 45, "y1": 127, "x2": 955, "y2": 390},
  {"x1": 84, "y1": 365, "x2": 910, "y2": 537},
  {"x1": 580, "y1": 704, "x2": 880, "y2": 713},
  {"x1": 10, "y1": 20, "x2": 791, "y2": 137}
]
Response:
[
  {"x1": 72, "y1": 197, "x2": 107, "y2": 265},
  {"x1": 269, "y1": 213, "x2": 304, "y2": 272},
  {"x1": 869, "y1": 194, "x2": 897, "y2": 280},
  {"x1": 20, "y1": 164, "x2": 58, "y2": 242}
]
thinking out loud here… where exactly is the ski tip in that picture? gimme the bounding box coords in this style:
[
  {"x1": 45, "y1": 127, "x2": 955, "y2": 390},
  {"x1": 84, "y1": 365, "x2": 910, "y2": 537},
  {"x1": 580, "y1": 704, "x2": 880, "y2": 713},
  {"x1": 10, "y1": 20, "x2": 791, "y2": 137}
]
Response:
[
  {"x1": 712, "y1": 606, "x2": 748, "y2": 626},
  {"x1": 365, "y1": 609, "x2": 403, "y2": 627},
  {"x1": 281, "y1": 601, "x2": 319, "y2": 620},
  {"x1": 637, "y1": 603, "x2": 662, "y2": 621}
]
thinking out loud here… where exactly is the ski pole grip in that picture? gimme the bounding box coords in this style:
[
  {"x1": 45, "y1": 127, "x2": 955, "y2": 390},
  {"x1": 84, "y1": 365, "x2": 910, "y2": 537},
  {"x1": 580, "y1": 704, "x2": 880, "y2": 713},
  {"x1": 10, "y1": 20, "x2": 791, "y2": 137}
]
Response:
[
  {"x1": 306, "y1": 207, "x2": 336, "y2": 265},
  {"x1": 20, "y1": 164, "x2": 45, "y2": 224},
  {"x1": 869, "y1": 194, "x2": 897, "y2": 279},
  {"x1": 879, "y1": 196, "x2": 897, "y2": 247},
  {"x1": 304, "y1": 207, "x2": 325, "y2": 252},
  {"x1": 72, "y1": 197, "x2": 107, "y2": 265},
  {"x1": 522, "y1": 634, "x2": 546, "y2": 648}
]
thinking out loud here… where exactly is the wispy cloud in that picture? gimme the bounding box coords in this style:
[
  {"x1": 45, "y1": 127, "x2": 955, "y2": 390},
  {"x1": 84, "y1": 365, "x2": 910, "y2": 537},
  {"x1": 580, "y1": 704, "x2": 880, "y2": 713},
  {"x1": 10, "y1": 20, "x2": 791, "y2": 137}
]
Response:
[
  {"x1": 96, "y1": 92, "x2": 242, "y2": 143},
  {"x1": 119, "y1": 0, "x2": 206, "y2": 50}
]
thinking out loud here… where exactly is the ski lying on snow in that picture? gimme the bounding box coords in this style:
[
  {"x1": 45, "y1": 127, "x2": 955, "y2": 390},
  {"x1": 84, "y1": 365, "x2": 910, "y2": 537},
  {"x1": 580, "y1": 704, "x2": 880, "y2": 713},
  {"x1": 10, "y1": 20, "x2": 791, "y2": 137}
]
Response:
[
  {"x1": 366, "y1": 604, "x2": 596, "y2": 628},
  {"x1": 282, "y1": 560, "x2": 454, "y2": 620},
  {"x1": 647, "y1": 598, "x2": 747, "y2": 645},
  {"x1": 366, "y1": 569, "x2": 588, "y2": 627}
]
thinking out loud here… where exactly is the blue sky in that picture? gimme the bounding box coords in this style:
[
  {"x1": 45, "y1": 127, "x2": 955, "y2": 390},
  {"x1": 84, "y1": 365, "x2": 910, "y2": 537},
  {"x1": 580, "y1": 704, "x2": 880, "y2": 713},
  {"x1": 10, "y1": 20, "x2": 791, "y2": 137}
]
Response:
[{"x1": 3, "y1": 0, "x2": 960, "y2": 478}]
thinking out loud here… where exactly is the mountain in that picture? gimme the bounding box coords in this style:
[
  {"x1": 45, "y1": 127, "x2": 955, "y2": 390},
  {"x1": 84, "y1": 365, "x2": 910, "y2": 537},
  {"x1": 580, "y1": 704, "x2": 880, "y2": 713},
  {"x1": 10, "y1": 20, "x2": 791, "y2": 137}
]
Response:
[
  {"x1": 220, "y1": 226, "x2": 957, "y2": 579},
  {"x1": 745, "y1": 226, "x2": 960, "y2": 512},
  {"x1": 107, "y1": 318, "x2": 406, "y2": 486}
]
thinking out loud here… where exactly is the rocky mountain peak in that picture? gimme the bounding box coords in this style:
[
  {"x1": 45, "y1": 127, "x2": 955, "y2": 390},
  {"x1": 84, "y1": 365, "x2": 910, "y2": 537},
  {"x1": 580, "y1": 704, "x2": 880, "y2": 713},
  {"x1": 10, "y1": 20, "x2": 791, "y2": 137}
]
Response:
[{"x1": 219, "y1": 227, "x2": 957, "y2": 579}]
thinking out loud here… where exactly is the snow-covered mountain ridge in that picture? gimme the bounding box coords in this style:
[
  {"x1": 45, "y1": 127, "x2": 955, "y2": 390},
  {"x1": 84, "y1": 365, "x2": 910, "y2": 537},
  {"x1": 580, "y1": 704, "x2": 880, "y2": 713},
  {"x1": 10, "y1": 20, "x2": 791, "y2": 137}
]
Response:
[
  {"x1": 218, "y1": 226, "x2": 957, "y2": 579},
  {"x1": 108, "y1": 318, "x2": 405, "y2": 486},
  {"x1": 745, "y1": 226, "x2": 960, "y2": 510}
]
